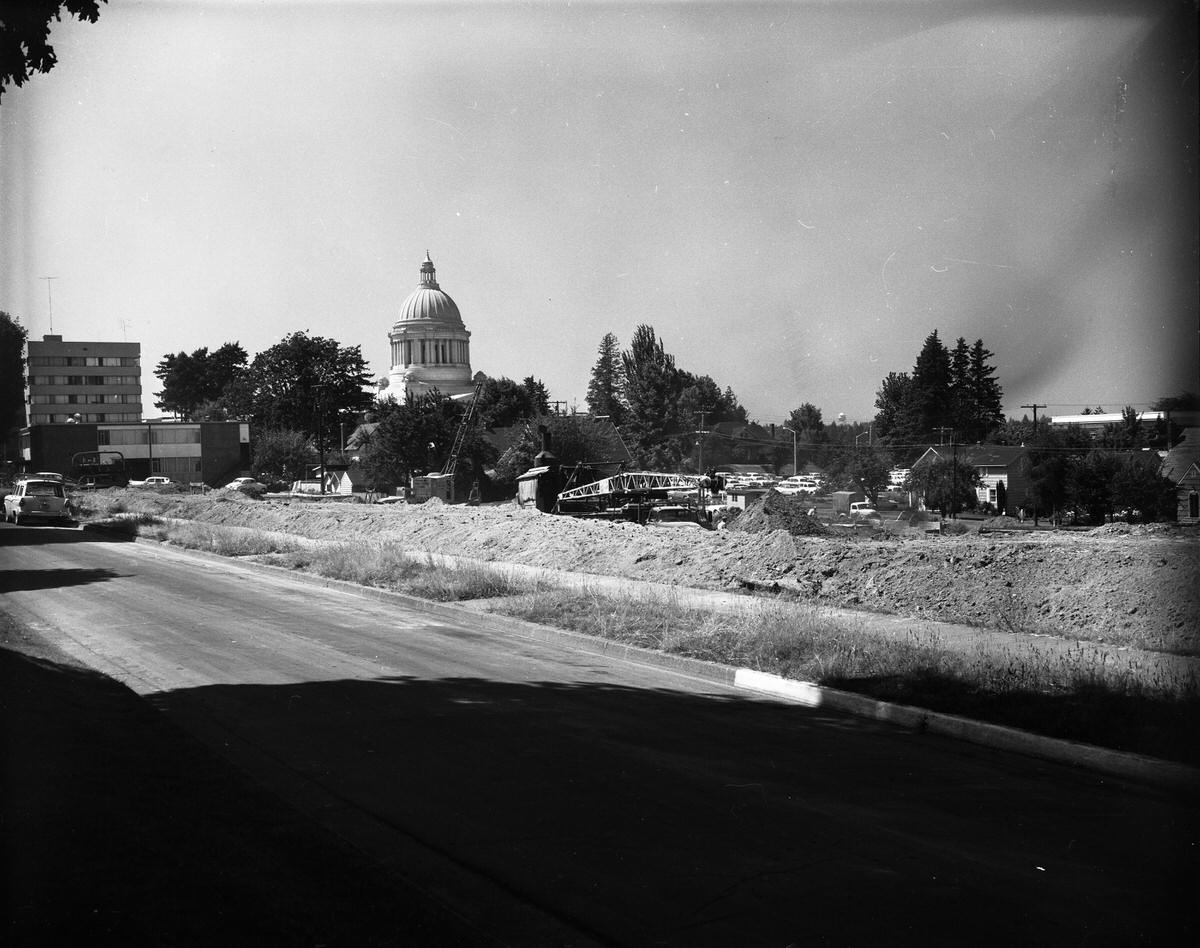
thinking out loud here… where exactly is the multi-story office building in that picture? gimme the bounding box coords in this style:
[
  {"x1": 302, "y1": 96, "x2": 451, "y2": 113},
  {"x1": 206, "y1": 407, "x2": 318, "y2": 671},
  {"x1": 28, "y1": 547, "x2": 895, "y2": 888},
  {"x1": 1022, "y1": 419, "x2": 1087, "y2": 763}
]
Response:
[{"x1": 24, "y1": 334, "x2": 143, "y2": 426}]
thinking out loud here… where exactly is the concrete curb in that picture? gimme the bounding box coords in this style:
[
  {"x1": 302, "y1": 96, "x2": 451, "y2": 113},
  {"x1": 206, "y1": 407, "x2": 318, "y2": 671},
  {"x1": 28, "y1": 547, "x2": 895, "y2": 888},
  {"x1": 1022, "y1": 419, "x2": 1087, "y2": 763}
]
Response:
[{"x1": 100, "y1": 526, "x2": 1200, "y2": 794}]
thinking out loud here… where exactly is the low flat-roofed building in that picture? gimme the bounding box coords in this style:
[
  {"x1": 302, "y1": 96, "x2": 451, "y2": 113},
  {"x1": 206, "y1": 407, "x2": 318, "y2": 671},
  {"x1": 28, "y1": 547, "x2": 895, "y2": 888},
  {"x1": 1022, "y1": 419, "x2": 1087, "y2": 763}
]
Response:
[{"x1": 19, "y1": 421, "x2": 250, "y2": 487}]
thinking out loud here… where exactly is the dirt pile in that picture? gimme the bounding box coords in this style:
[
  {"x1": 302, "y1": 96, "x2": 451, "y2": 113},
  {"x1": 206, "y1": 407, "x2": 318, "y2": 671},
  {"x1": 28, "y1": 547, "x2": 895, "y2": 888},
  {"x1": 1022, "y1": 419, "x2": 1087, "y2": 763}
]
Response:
[
  {"x1": 727, "y1": 492, "x2": 831, "y2": 537},
  {"x1": 103, "y1": 491, "x2": 1200, "y2": 656}
]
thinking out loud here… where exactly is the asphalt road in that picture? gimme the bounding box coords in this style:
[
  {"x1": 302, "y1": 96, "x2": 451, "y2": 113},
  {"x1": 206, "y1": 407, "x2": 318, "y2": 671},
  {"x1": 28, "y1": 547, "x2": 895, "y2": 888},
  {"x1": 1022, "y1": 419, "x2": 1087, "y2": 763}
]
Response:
[{"x1": 2, "y1": 521, "x2": 1197, "y2": 947}]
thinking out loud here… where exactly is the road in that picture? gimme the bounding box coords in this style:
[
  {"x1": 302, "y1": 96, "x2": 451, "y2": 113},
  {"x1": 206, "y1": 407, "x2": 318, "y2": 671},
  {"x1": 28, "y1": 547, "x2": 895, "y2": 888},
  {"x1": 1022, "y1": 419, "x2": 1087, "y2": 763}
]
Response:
[{"x1": 2, "y1": 521, "x2": 1196, "y2": 947}]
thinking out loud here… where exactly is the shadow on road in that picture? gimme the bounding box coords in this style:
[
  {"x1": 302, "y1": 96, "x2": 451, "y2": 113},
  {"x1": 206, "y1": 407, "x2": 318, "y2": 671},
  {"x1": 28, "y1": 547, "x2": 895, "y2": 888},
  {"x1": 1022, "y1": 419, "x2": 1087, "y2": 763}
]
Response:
[
  {"x1": 0, "y1": 522, "x2": 136, "y2": 548},
  {"x1": 4, "y1": 635, "x2": 1197, "y2": 948},
  {"x1": 140, "y1": 673, "x2": 1197, "y2": 948},
  {"x1": 0, "y1": 645, "x2": 481, "y2": 948},
  {"x1": 0, "y1": 567, "x2": 125, "y2": 593}
]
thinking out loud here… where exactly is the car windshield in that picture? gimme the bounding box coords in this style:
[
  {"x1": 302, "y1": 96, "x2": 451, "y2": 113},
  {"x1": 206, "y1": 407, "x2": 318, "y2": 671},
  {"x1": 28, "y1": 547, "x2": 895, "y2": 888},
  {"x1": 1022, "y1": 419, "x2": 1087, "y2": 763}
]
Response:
[{"x1": 27, "y1": 482, "x2": 64, "y2": 497}]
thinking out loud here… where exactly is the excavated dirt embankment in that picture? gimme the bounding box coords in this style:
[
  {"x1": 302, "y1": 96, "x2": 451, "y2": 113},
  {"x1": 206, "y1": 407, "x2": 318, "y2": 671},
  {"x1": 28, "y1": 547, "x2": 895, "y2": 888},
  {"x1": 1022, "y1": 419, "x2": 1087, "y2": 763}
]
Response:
[{"x1": 107, "y1": 490, "x2": 1200, "y2": 656}]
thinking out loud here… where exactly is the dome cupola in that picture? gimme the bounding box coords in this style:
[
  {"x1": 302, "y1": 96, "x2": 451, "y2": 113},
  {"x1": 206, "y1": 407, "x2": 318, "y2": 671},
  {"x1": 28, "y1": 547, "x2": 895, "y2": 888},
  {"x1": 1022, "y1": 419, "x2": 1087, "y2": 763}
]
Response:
[
  {"x1": 395, "y1": 252, "x2": 464, "y2": 327},
  {"x1": 387, "y1": 251, "x2": 475, "y2": 401}
]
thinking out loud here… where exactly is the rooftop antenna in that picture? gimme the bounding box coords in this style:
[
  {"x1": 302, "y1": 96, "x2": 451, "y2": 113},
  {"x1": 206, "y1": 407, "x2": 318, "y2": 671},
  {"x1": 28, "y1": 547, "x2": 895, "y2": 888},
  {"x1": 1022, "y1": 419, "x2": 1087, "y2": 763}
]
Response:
[
  {"x1": 119, "y1": 318, "x2": 131, "y2": 341},
  {"x1": 40, "y1": 276, "x2": 57, "y2": 333}
]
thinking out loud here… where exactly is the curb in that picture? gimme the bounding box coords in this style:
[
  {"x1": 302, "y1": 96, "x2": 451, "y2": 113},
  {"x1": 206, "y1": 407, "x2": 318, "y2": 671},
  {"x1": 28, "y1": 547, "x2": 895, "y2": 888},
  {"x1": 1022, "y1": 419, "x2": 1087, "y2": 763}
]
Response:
[{"x1": 98, "y1": 526, "x2": 1200, "y2": 795}]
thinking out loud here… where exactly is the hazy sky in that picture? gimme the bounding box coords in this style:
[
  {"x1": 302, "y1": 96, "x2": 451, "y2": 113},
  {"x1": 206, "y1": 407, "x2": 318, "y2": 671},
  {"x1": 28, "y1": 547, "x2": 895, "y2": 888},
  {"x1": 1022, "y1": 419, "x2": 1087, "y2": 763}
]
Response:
[{"x1": 2, "y1": 0, "x2": 1196, "y2": 424}]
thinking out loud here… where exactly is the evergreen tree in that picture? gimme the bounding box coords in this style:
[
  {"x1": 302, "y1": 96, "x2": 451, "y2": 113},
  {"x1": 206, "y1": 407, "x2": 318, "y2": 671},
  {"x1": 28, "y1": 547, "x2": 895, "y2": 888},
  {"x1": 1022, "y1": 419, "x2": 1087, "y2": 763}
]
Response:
[
  {"x1": 521, "y1": 376, "x2": 551, "y2": 415},
  {"x1": 585, "y1": 332, "x2": 626, "y2": 425},
  {"x1": 966, "y1": 339, "x2": 1003, "y2": 441},
  {"x1": 621, "y1": 324, "x2": 683, "y2": 469},
  {"x1": 910, "y1": 329, "x2": 952, "y2": 441}
]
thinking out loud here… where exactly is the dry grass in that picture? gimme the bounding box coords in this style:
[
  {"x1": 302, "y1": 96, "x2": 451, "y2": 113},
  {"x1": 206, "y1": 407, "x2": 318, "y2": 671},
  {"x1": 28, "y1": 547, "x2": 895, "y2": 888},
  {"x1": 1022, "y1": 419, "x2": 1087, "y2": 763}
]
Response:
[{"x1": 495, "y1": 588, "x2": 1200, "y2": 765}]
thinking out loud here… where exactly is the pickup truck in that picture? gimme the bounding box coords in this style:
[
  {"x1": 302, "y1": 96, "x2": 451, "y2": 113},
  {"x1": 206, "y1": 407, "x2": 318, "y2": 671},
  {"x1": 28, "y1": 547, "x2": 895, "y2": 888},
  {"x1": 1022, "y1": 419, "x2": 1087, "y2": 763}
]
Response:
[{"x1": 129, "y1": 475, "x2": 175, "y2": 488}]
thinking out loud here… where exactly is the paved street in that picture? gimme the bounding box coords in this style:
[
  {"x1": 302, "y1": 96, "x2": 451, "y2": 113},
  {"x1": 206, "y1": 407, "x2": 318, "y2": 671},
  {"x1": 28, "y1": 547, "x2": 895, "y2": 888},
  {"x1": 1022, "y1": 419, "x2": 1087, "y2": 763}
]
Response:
[{"x1": 2, "y1": 522, "x2": 1197, "y2": 946}]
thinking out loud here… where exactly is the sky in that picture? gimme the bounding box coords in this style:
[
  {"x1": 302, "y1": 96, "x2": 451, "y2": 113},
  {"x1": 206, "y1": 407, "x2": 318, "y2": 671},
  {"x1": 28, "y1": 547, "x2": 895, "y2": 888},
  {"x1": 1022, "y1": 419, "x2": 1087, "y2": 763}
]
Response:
[{"x1": 2, "y1": 0, "x2": 1196, "y2": 425}]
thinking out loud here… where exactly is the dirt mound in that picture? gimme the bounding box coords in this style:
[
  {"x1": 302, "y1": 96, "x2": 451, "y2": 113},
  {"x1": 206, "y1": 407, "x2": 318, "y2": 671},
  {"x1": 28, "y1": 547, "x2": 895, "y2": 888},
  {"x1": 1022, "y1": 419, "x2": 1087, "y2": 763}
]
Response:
[
  {"x1": 727, "y1": 491, "x2": 830, "y2": 537},
  {"x1": 979, "y1": 515, "x2": 1023, "y2": 531}
]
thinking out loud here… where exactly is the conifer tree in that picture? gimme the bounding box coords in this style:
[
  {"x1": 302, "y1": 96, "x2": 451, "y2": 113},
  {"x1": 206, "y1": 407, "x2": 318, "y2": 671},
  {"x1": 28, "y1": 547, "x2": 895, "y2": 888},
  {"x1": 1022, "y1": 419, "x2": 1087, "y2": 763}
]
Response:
[{"x1": 585, "y1": 332, "x2": 626, "y2": 425}]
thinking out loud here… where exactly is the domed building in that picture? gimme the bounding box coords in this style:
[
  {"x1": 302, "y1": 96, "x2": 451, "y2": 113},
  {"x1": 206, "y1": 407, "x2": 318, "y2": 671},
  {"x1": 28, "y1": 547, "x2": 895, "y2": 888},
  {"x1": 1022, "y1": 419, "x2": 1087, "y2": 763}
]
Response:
[{"x1": 385, "y1": 253, "x2": 477, "y2": 401}]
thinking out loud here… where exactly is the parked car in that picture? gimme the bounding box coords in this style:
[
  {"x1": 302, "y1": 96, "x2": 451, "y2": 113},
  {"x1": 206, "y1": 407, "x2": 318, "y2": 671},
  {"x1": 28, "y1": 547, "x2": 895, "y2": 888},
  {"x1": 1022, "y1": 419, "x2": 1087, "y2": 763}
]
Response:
[
  {"x1": 4, "y1": 478, "x2": 71, "y2": 525},
  {"x1": 849, "y1": 501, "x2": 879, "y2": 519},
  {"x1": 129, "y1": 475, "x2": 175, "y2": 488},
  {"x1": 776, "y1": 476, "x2": 819, "y2": 495},
  {"x1": 222, "y1": 477, "x2": 265, "y2": 491}
]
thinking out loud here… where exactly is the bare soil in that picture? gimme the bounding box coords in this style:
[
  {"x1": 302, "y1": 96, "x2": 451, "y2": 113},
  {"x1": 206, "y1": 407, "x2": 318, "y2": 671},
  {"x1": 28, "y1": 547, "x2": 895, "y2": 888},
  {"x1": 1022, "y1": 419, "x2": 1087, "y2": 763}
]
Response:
[{"x1": 96, "y1": 490, "x2": 1200, "y2": 657}]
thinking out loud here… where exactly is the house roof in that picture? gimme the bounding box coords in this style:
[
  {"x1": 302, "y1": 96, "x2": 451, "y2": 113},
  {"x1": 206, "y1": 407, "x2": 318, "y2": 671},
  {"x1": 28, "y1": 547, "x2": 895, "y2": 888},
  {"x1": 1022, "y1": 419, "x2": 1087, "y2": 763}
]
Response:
[
  {"x1": 1161, "y1": 428, "x2": 1200, "y2": 484},
  {"x1": 913, "y1": 443, "x2": 1028, "y2": 468}
]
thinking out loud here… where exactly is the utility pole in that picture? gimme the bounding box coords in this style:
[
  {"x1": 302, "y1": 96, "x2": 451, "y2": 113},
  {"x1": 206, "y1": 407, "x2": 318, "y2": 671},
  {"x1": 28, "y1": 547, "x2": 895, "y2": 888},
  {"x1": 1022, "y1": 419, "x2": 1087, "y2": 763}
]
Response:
[
  {"x1": 1020, "y1": 403, "x2": 1046, "y2": 430},
  {"x1": 934, "y1": 426, "x2": 953, "y2": 446},
  {"x1": 694, "y1": 410, "x2": 711, "y2": 472},
  {"x1": 40, "y1": 277, "x2": 57, "y2": 333},
  {"x1": 1021, "y1": 404, "x2": 1046, "y2": 526},
  {"x1": 951, "y1": 436, "x2": 958, "y2": 520},
  {"x1": 783, "y1": 425, "x2": 798, "y2": 477}
]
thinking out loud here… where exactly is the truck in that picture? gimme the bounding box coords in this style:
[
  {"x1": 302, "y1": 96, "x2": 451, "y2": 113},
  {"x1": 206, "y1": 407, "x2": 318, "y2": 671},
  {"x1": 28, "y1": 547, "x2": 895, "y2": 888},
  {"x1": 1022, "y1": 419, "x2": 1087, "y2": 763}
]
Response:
[{"x1": 831, "y1": 490, "x2": 865, "y2": 516}]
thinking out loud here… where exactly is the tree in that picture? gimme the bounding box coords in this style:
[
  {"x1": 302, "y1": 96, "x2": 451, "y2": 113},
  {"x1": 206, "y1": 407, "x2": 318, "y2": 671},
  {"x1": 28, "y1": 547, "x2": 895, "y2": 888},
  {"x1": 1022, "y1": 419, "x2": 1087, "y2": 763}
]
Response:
[
  {"x1": 621, "y1": 324, "x2": 684, "y2": 469},
  {"x1": 1019, "y1": 423, "x2": 1091, "y2": 520},
  {"x1": 492, "y1": 414, "x2": 630, "y2": 489},
  {"x1": 785, "y1": 402, "x2": 825, "y2": 443},
  {"x1": 585, "y1": 332, "x2": 626, "y2": 425},
  {"x1": 247, "y1": 333, "x2": 374, "y2": 443},
  {"x1": 1, "y1": 1, "x2": 106, "y2": 100},
  {"x1": 908, "y1": 455, "x2": 981, "y2": 516},
  {"x1": 876, "y1": 331, "x2": 1003, "y2": 447},
  {"x1": 1, "y1": 312, "x2": 29, "y2": 461},
  {"x1": 909, "y1": 329, "x2": 953, "y2": 441},
  {"x1": 843, "y1": 448, "x2": 892, "y2": 501},
  {"x1": 476, "y1": 375, "x2": 541, "y2": 429},
  {"x1": 873, "y1": 371, "x2": 917, "y2": 446},
  {"x1": 966, "y1": 339, "x2": 1004, "y2": 441},
  {"x1": 1111, "y1": 452, "x2": 1176, "y2": 522},
  {"x1": 1150, "y1": 391, "x2": 1197, "y2": 448},
  {"x1": 521, "y1": 376, "x2": 551, "y2": 416},
  {"x1": 154, "y1": 342, "x2": 248, "y2": 421},
  {"x1": 359, "y1": 391, "x2": 464, "y2": 490},
  {"x1": 251, "y1": 428, "x2": 314, "y2": 485}
]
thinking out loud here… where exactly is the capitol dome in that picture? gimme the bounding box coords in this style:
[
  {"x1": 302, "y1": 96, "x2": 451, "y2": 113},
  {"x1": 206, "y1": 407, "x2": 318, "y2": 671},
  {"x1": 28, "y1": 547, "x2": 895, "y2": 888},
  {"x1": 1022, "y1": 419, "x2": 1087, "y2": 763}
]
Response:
[
  {"x1": 387, "y1": 252, "x2": 475, "y2": 401},
  {"x1": 395, "y1": 253, "x2": 464, "y2": 327}
]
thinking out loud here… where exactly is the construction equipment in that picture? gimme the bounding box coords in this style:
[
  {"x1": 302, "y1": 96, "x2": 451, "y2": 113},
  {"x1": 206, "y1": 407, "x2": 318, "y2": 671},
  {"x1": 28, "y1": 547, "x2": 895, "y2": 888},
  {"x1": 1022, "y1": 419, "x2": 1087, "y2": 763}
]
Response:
[
  {"x1": 555, "y1": 471, "x2": 706, "y2": 523},
  {"x1": 440, "y1": 380, "x2": 484, "y2": 480},
  {"x1": 411, "y1": 380, "x2": 485, "y2": 503}
]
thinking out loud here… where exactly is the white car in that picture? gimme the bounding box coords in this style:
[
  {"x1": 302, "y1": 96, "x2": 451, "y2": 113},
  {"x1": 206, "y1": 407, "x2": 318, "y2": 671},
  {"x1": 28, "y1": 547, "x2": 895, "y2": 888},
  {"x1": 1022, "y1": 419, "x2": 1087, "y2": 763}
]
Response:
[
  {"x1": 4, "y1": 478, "x2": 71, "y2": 525},
  {"x1": 776, "y1": 477, "x2": 819, "y2": 495},
  {"x1": 129, "y1": 475, "x2": 175, "y2": 488},
  {"x1": 223, "y1": 477, "x2": 266, "y2": 491},
  {"x1": 849, "y1": 501, "x2": 879, "y2": 518}
]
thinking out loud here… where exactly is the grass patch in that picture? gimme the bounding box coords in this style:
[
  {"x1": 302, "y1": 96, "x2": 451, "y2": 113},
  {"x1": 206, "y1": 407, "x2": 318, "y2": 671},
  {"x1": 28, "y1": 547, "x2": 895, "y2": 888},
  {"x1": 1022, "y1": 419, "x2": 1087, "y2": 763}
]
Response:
[
  {"x1": 83, "y1": 512, "x2": 163, "y2": 536},
  {"x1": 494, "y1": 589, "x2": 1200, "y2": 766},
  {"x1": 146, "y1": 522, "x2": 304, "y2": 557},
  {"x1": 304, "y1": 543, "x2": 531, "y2": 601}
]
